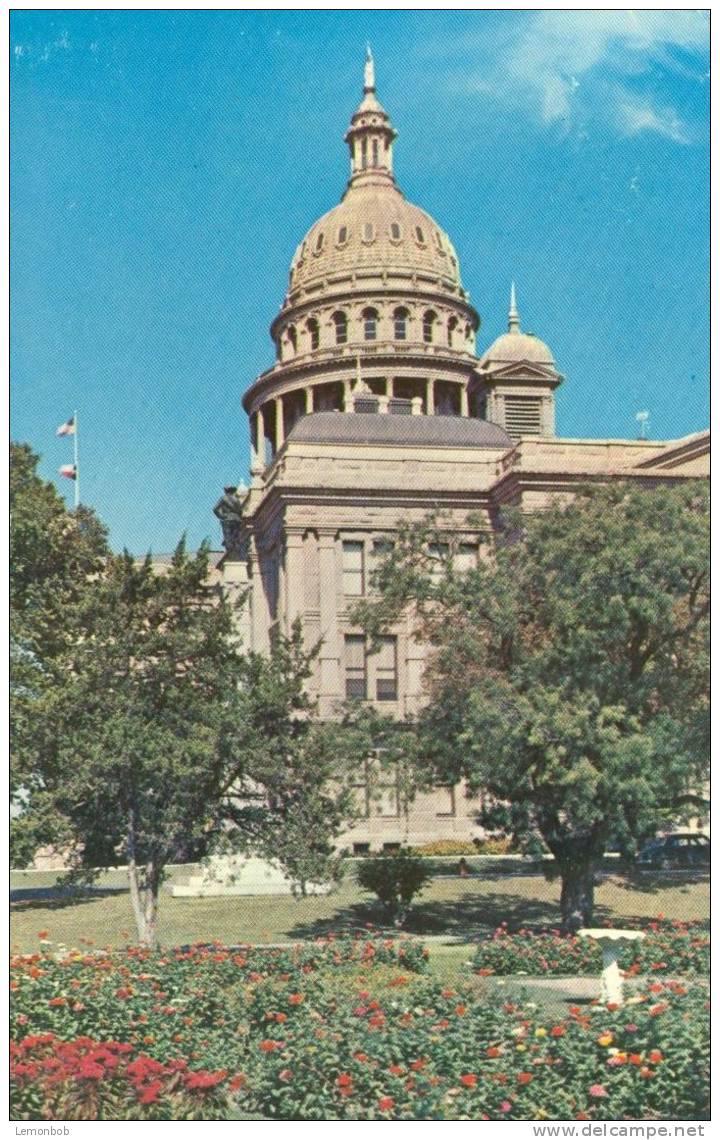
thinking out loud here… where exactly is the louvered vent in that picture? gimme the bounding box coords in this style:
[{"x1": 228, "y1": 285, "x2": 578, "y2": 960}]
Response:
[{"x1": 504, "y1": 396, "x2": 542, "y2": 438}]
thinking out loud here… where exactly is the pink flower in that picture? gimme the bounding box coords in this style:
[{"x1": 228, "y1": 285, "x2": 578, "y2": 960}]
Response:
[{"x1": 589, "y1": 1084, "x2": 608, "y2": 1098}]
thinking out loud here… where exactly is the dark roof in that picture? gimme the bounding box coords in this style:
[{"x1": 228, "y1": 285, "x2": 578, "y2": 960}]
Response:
[{"x1": 286, "y1": 411, "x2": 512, "y2": 449}]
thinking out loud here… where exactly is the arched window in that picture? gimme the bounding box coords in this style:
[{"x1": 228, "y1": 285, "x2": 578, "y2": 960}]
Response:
[
  {"x1": 362, "y1": 222, "x2": 375, "y2": 242},
  {"x1": 361, "y1": 139, "x2": 368, "y2": 169},
  {"x1": 393, "y1": 307, "x2": 409, "y2": 341},
  {"x1": 315, "y1": 232, "x2": 324, "y2": 253},
  {"x1": 447, "y1": 316, "x2": 458, "y2": 348},
  {"x1": 372, "y1": 139, "x2": 379, "y2": 166},
  {"x1": 415, "y1": 226, "x2": 426, "y2": 245},
  {"x1": 332, "y1": 311, "x2": 348, "y2": 346},
  {"x1": 287, "y1": 325, "x2": 297, "y2": 355},
  {"x1": 435, "y1": 231, "x2": 445, "y2": 254},
  {"x1": 337, "y1": 225, "x2": 348, "y2": 245},
  {"x1": 422, "y1": 310, "x2": 436, "y2": 344},
  {"x1": 306, "y1": 318, "x2": 319, "y2": 351},
  {"x1": 390, "y1": 222, "x2": 402, "y2": 241},
  {"x1": 362, "y1": 307, "x2": 379, "y2": 341}
]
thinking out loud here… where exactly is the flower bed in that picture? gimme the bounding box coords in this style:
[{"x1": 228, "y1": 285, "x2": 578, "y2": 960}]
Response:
[
  {"x1": 471, "y1": 920, "x2": 709, "y2": 978},
  {"x1": 10, "y1": 934, "x2": 709, "y2": 1121}
]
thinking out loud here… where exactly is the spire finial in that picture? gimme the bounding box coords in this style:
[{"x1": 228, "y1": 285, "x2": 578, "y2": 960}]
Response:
[
  {"x1": 364, "y1": 44, "x2": 375, "y2": 92},
  {"x1": 508, "y1": 281, "x2": 521, "y2": 332}
]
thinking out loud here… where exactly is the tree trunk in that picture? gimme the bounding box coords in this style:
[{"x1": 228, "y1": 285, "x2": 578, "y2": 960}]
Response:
[
  {"x1": 559, "y1": 861, "x2": 595, "y2": 934},
  {"x1": 126, "y1": 809, "x2": 160, "y2": 949}
]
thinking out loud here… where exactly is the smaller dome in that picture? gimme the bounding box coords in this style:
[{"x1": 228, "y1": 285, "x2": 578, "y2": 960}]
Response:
[
  {"x1": 481, "y1": 330, "x2": 555, "y2": 366},
  {"x1": 479, "y1": 284, "x2": 555, "y2": 367}
]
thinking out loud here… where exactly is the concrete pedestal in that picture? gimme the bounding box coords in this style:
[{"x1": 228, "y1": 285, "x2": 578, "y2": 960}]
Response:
[{"x1": 170, "y1": 855, "x2": 331, "y2": 898}]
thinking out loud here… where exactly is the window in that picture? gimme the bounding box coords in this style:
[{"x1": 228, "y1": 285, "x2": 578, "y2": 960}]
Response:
[
  {"x1": 434, "y1": 230, "x2": 446, "y2": 254},
  {"x1": 428, "y1": 541, "x2": 449, "y2": 584},
  {"x1": 362, "y1": 222, "x2": 375, "y2": 242},
  {"x1": 286, "y1": 326, "x2": 297, "y2": 355},
  {"x1": 353, "y1": 842, "x2": 370, "y2": 855},
  {"x1": 306, "y1": 318, "x2": 319, "y2": 351},
  {"x1": 455, "y1": 543, "x2": 477, "y2": 574},
  {"x1": 372, "y1": 139, "x2": 379, "y2": 166},
  {"x1": 504, "y1": 396, "x2": 542, "y2": 438},
  {"x1": 315, "y1": 232, "x2": 324, "y2": 253},
  {"x1": 390, "y1": 222, "x2": 402, "y2": 240},
  {"x1": 436, "y1": 786, "x2": 456, "y2": 818},
  {"x1": 375, "y1": 636, "x2": 398, "y2": 701},
  {"x1": 423, "y1": 310, "x2": 436, "y2": 344},
  {"x1": 393, "y1": 307, "x2": 409, "y2": 341},
  {"x1": 337, "y1": 225, "x2": 348, "y2": 245},
  {"x1": 377, "y1": 762, "x2": 401, "y2": 818},
  {"x1": 344, "y1": 635, "x2": 366, "y2": 700},
  {"x1": 447, "y1": 316, "x2": 458, "y2": 347},
  {"x1": 332, "y1": 311, "x2": 348, "y2": 346},
  {"x1": 361, "y1": 139, "x2": 368, "y2": 169},
  {"x1": 342, "y1": 541, "x2": 364, "y2": 596},
  {"x1": 362, "y1": 307, "x2": 378, "y2": 341},
  {"x1": 351, "y1": 763, "x2": 370, "y2": 820},
  {"x1": 415, "y1": 226, "x2": 426, "y2": 244}
]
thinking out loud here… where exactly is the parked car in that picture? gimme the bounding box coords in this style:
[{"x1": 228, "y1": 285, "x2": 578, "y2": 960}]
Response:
[{"x1": 636, "y1": 832, "x2": 710, "y2": 870}]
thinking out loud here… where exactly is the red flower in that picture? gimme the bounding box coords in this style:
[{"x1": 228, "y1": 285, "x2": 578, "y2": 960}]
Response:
[
  {"x1": 378, "y1": 1096, "x2": 395, "y2": 1112},
  {"x1": 589, "y1": 1084, "x2": 608, "y2": 1098},
  {"x1": 460, "y1": 1073, "x2": 478, "y2": 1087},
  {"x1": 486, "y1": 1046, "x2": 502, "y2": 1058},
  {"x1": 259, "y1": 1040, "x2": 279, "y2": 1053},
  {"x1": 455, "y1": 1004, "x2": 467, "y2": 1017},
  {"x1": 550, "y1": 1026, "x2": 565, "y2": 1038},
  {"x1": 37, "y1": 931, "x2": 49, "y2": 939},
  {"x1": 229, "y1": 1073, "x2": 247, "y2": 1090},
  {"x1": 648, "y1": 1050, "x2": 663, "y2": 1064},
  {"x1": 185, "y1": 1070, "x2": 227, "y2": 1090},
  {"x1": 138, "y1": 1080, "x2": 163, "y2": 1104},
  {"x1": 517, "y1": 1072, "x2": 533, "y2": 1085},
  {"x1": 336, "y1": 1073, "x2": 353, "y2": 1088},
  {"x1": 289, "y1": 993, "x2": 304, "y2": 1005}
]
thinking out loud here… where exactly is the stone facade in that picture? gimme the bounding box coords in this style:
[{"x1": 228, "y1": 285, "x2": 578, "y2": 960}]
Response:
[{"x1": 214, "y1": 53, "x2": 709, "y2": 853}]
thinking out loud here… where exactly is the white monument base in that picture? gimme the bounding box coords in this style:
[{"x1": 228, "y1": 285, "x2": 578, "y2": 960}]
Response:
[{"x1": 170, "y1": 855, "x2": 331, "y2": 898}]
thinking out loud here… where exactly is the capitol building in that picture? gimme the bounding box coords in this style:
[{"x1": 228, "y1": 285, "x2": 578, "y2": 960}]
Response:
[{"x1": 214, "y1": 53, "x2": 709, "y2": 852}]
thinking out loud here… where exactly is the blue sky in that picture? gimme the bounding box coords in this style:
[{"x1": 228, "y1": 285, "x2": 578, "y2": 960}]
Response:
[{"x1": 11, "y1": 10, "x2": 710, "y2": 554}]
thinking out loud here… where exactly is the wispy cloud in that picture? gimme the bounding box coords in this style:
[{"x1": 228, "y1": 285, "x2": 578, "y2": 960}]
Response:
[{"x1": 455, "y1": 10, "x2": 709, "y2": 143}]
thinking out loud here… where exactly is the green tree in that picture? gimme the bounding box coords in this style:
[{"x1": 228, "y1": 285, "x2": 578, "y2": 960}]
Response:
[
  {"x1": 10, "y1": 443, "x2": 108, "y2": 863},
  {"x1": 19, "y1": 528, "x2": 354, "y2": 946},
  {"x1": 358, "y1": 483, "x2": 709, "y2": 932}
]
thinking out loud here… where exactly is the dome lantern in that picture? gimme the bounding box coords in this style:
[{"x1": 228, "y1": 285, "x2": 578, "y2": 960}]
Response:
[{"x1": 344, "y1": 46, "x2": 397, "y2": 188}]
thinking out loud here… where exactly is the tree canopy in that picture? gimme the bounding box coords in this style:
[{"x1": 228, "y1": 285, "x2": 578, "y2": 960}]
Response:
[{"x1": 358, "y1": 482, "x2": 709, "y2": 931}]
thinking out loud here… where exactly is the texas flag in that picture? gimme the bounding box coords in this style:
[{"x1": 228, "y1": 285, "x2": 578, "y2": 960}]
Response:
[
  {"x1": 56, "y1": 415, "x2": 76, "y2": 437},
  {"x1": 59, "y1": 464, "x2": 77, "y2": 480}
]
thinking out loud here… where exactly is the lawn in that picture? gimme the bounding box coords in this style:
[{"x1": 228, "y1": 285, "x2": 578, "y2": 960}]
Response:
[{"x1": 10, "y1": 867, "x2": 708, "y2": 966}]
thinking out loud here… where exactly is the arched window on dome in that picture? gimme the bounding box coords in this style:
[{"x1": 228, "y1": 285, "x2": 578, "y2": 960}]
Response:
[
  {"x1": 372, "y1": 139, "x2": 379, "y2": 167},
  {"x1": 337, "y1": 225, "x2": 348, "y2": 246},
  {"x1": 362, "y1": 222, "x2": 375, "y2": 243},
  {"x1": 362, "y1": 307, "x2": 379, "y2": 341},
  {"x1": 306, "y1": 318, "x2": 320, "y2": 351},
  {"x1": 287, "y1": 325, "x2": 297, "y2": 356},
  {"x1": 435, "y1": 231, "x2": 445, "y2": 254},
  {"x1": 415, "y1": 226, "x2": 426, "y2": 245},
  {"x1": 423, "y1": 310, "x2": 437, "y2": 344},
  {"x1": 332, "y1": 311, "x2": 348, "y2": 346},
  {"x1": 315, "y1": 232, "x2": 325, "y2": 253},
  {"x1": 390, "y1": 222, "x2": 402, "y2": 241},
  {"x1": 393, "y1": 307, "x2": 409, "y2": 341},
  {"x1": 361, "y1": 139, "x2": 368, "y2": 170},
  {"x1": 447, "y1": 316, "x2": 458, "y2": 348}
]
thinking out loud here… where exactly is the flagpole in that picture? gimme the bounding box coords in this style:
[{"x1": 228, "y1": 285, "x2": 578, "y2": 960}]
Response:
[{"x1": 73, "y1": 409, "x2": 79, "y2": 509}]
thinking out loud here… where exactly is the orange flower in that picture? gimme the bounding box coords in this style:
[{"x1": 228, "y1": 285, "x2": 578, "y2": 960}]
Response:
[
  {"x1": 550, "y1": 1026, "x2": 565, "y2": 1038},
  {"x1": 475, "y1": 967, "x2": 494, "y2": 977},
  {"x1": 259, "y1": 1040, "x2": 278, "y2": 1053},
  {"x1": 389, "y1": 1064, "x2": 404, "y2": 1076},
  {"x1": 229, "y1": 1073, "x2": 246, "y2": 1090},
  {"x1": 517, "y1": 1072, "x2": 533, "y2": 1085},
  {"x1": 275, "y1": 1012, "x2": 288, "y2": 1024},
  {"x1": 486, "y1": 1046, "x2": 502, "y2": 1058},
  {"x1": 455, "y1": 1004, "x2": 467, "y2": 1017},
  {"x1": 289, "y1": 993, "x2": 304, "y2": 1005},
  {"x1": 37, "y1": 931, "x2": 49, "y2": 940},
  {"x1": 378, "y1": 1096, "x2": 395, "y2": 1112},
  {"x1": 648, "y1": 1050, "x2": 663, "y2": 1064},
  {"x1": 336, "y1": 1073, "x2": 353, "y2": 1087},
  {"x1": 460, "y1": 1073, "x2": 478, "y2": 1087}
]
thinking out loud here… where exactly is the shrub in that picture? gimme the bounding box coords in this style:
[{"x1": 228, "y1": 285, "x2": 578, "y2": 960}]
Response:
[
  {"x1": 356, "y1": 850, "x2": 431, "y2": 926},
  {"x1": 411, "y1": 840, "x2": 478, "y2": 856}
]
